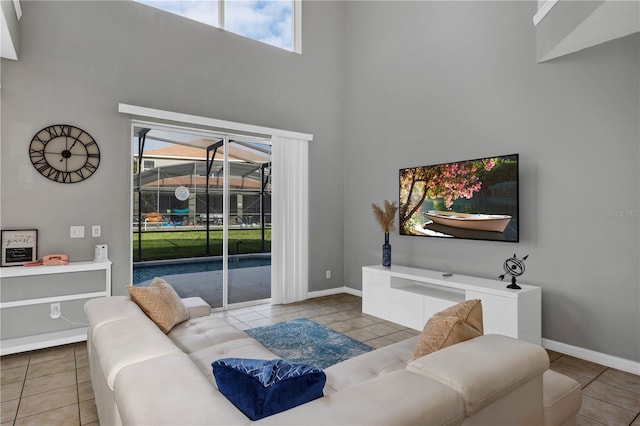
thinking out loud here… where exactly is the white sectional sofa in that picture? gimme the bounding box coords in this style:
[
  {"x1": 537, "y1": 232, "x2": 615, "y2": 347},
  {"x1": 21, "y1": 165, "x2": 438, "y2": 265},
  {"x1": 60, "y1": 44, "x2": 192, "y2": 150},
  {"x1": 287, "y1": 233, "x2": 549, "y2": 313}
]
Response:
[{"x1": 84, "y1": 296, "x2": 582, "y2": 426}]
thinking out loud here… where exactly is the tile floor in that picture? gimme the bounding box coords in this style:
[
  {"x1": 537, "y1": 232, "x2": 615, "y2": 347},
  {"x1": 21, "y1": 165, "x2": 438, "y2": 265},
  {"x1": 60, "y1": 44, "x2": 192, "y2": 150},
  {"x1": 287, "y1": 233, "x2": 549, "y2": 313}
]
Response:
[
  {"x1": 2, "y1": 293, "x2": 639, "y2": 425},
  {"x1": 1, "y1": 342, "x2": 96, "y2": 426}
]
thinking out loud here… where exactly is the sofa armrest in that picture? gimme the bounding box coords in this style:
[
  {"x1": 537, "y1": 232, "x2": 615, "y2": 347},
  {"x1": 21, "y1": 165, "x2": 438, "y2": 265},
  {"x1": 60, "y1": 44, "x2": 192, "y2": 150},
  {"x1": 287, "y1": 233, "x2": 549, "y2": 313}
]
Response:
[
  {"x1": 181, "y1": 297, "x2": 211, "y2": 318},
  {"x1": 543, "y1": 369, "x2": 582, "y2": 426},
  {"x1": 407, "y1": 334, "x2": 549, "y2": 416}
]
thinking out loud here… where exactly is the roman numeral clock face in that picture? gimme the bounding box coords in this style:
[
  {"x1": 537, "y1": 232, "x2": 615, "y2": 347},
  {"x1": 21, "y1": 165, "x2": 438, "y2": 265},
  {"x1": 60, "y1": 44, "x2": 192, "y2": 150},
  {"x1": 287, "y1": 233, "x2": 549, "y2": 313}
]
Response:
[{"x1": 29, "y1": 125, "x2": 100, "y2": 183}]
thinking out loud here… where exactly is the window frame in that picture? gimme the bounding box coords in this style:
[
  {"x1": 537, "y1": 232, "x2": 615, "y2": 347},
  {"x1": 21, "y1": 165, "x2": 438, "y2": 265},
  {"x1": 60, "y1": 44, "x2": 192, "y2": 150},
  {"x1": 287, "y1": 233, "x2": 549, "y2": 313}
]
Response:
[
  {"x1": 142, "y1": 159, "x2": 155, "y2": 171},
  {"x1": 219, "y1": 0, "x2": 302, "y2": 53},
  {"x1": 137, "y1": 0, "x2": 301, "y2": 53}
]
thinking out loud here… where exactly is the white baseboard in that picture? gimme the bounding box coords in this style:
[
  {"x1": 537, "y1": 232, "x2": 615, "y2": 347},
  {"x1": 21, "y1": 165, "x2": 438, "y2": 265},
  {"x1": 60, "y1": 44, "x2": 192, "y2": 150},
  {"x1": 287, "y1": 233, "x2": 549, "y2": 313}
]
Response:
[
  {"x1": 308, "y1": 286, "x2": 362, "y2": 299},
  {"x1": 543, "y1": 338, "x2": 640, "y2": 375}
]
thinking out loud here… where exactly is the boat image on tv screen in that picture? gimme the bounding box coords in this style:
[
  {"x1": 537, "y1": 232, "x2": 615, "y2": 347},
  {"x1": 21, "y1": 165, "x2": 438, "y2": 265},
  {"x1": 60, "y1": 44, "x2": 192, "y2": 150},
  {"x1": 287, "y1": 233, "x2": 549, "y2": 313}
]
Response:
[{"x1": 399, "y1": 154, "x2": 519, "y2": 242}]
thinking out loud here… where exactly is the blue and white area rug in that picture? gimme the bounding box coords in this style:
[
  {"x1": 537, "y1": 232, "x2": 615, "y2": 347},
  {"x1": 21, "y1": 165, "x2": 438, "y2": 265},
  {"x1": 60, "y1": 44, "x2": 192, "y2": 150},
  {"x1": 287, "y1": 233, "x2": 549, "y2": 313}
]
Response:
[{"x1": 245, "y1": 318, "x2": 373, "y2": 369}]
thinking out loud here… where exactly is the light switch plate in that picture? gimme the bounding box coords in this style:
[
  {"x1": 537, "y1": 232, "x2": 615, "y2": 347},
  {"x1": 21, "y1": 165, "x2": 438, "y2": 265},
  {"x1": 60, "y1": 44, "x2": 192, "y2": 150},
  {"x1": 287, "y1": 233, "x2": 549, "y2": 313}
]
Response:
[
  {"x1": 92, "y1": 225, "x2": 101, "y2": 237},
  {"x1": 70, "y1": 226, "x2": 85, "y2": 238}
]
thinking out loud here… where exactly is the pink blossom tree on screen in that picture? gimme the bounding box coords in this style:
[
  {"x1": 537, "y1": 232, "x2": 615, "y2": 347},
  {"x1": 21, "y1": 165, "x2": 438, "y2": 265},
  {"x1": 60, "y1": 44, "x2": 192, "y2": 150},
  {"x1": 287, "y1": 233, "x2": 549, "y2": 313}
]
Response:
[{"x1": 400, "y1": 159, "x2": 496, "y2": 231}]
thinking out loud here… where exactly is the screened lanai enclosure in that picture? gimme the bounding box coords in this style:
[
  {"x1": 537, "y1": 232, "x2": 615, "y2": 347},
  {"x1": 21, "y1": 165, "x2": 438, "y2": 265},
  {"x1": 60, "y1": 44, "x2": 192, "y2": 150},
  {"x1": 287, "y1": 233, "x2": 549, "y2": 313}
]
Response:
[{"x1": 132, "y1": 125, "x2": 272, "y2": 308}]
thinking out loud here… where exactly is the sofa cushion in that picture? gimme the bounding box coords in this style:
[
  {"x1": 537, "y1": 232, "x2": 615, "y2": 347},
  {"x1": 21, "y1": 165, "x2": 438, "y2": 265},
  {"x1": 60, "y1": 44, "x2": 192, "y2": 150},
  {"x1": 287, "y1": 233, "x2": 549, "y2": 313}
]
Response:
[
  {"x1": 324, "y1": 336, "x2": 417, "y2": 393},
  {"x1": 127, "y1": 277, "x2": 189, "y2": 333},
  {"x1": 190, "y1": 338, "x2": 279, "y2": 384},
  {"x1": 114, "y1": 353, "x2": 249, "y2": 425},
  {"x1": 413, "y1": 299, "x2": 483, "y2": 360},
  {"x1": 168, "y1": 315, "x2": 251, "y2": 354},
  {"x1": 92, "y1": 316, "x2": 182, "y2": 389},
  {"x1": 255, "y1": 369, "x2": 465, "y2": 426},
  {"x1": 212, "y1": 358, "x2": 326, "y2": 420},
  {"x1": 84, "y1": 296, "x2": 146, "y2": 334}
]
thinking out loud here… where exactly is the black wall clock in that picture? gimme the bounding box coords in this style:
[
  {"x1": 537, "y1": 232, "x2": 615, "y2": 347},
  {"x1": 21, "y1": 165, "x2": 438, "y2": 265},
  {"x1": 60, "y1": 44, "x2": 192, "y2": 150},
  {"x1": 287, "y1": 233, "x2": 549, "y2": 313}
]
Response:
[{"x1": 29, "y1": 124, "x2": 100, "y2": 183}]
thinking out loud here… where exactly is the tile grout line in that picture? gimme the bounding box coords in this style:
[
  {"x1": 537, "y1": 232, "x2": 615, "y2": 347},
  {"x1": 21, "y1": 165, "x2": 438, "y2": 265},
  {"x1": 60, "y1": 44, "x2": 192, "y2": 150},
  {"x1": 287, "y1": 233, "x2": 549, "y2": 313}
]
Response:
[
  {"x1": 12, "y1": 347, "x2": 81, "y2": 425},
  {"x1": 576, "y1": 366, "x2": 610, "y2": 426},
  {"x1": 75, "y1": 345, "x2": 82, "y2": 426},
  {"x1": 12, "y1": 350, "x2": 30, "y2": 425},
  {"x1": 554, "y1": 354, "x2": 639, "y2": 426},
  {"x1": 586, "y1": 363, "x2": 640, "y2": 421}
]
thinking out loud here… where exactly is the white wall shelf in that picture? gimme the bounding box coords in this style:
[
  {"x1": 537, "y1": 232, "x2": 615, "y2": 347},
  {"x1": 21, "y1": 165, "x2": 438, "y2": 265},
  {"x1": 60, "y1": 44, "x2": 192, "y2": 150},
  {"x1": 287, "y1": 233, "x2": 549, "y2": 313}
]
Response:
[
  {"x1": 0, "y1": 328, "x2": 90, "y2": 356},
  {"x1": 0, "y1": 292, "x2": 108, "y2": 309},
  {"x1": 0, "y1": 260, "x2": 111, "y2": 355},
  {"x1": 362, "y1": 265, "x2": 541, "y2": 345}
]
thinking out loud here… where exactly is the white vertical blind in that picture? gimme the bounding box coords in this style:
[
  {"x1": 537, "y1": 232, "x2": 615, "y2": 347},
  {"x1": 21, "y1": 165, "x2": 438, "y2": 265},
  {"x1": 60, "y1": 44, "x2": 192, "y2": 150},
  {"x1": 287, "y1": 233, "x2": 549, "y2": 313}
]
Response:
[
  {"x1": 271, "y1": 135, "x2": 309, "y2": 304},
  {"x1": 222, "y1": 135, "x2": 230, "y2": 309}
]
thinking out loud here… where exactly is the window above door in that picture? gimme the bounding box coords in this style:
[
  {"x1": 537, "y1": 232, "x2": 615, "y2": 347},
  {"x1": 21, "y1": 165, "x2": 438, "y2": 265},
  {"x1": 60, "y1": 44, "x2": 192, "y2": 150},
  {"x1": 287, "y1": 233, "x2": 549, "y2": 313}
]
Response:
[{"x1": 134, "y1": 0, "x2": 301, "y2": 53}]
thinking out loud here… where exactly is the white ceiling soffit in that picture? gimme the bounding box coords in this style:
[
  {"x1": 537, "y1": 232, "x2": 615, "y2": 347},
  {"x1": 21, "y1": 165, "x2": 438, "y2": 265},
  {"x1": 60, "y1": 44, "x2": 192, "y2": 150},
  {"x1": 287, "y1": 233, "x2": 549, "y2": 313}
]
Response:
[
  {"x1": 538, "y1": 1, "x2": 640, "y2": 62},
  {"x1": 1, "y1": 0, "x2": 20, "y2": 60}
]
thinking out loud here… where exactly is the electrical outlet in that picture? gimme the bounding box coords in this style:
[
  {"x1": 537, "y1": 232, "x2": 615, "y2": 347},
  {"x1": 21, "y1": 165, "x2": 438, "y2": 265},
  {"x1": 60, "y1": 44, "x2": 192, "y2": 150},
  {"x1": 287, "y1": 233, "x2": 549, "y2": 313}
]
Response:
[
  {"x1": 70, "y1": 226, "x2": 85, "y2": 239},
  {"x1": 326, "y1": 270, "x2": 331, "y2": 279},
  {"x1": 50, "y1": 303, "x2": 61, "y2": 319}
]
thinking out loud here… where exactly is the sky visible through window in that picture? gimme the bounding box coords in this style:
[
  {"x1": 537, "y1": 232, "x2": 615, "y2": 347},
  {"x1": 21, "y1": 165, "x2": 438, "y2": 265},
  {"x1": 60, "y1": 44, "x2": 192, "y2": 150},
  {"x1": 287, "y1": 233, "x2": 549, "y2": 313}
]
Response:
[{"x1": 136, "y1": 1, "x2": 293, "y2": 51}]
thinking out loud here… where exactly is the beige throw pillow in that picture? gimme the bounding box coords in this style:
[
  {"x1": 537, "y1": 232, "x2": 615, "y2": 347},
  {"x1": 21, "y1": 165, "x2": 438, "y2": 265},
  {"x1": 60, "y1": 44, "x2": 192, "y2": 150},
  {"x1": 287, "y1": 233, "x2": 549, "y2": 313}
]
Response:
[
  {"x1": 127, "y1": 277, "x2": 189, "y2": 333},
  {"x1": 412, "y1": 299, "x2": 483, "y2": 360},
  {"x1": 434, "y1": 299, "x2": 483, "y2": 334}
]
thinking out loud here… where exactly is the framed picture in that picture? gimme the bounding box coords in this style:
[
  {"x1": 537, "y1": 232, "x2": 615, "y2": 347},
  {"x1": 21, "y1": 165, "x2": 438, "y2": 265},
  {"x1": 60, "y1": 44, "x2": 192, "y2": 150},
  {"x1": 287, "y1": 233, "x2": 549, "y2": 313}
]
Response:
[{"x1": 1, "y1": 229, "x2": 38, "y2": 267}]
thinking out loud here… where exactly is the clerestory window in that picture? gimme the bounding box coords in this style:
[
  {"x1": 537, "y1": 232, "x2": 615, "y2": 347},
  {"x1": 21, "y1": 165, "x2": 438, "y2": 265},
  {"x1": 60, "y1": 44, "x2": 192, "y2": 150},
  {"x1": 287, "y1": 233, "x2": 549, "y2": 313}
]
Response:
[{"x1": 135, "y1": 0, "x2": 300, "y2": 53}]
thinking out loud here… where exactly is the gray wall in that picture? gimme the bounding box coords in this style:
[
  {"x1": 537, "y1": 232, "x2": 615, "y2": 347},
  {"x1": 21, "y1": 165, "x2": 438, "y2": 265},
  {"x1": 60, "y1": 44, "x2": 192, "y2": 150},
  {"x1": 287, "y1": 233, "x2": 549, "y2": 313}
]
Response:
[
  {"x1": 343, "y1": 1, "x2": 639, "y2": 362},
  {"x1": 2, "y1": 1, "x2": 638, "y2": 363},
  {"x1": 0, "y1": 0, "x2": 346, "y2": 300}
]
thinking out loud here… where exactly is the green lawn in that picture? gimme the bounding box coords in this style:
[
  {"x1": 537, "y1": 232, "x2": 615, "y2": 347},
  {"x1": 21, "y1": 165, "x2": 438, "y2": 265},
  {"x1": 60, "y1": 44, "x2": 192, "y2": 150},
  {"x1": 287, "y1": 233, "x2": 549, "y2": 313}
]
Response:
[{"x1": 133, "y1": 229, "x2": 271, "y2": 261}]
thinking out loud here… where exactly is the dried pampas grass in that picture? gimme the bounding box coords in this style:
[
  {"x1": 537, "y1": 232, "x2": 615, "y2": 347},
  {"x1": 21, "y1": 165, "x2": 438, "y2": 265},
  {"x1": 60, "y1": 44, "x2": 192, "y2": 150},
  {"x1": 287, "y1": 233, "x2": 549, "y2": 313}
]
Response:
[{"x1": 372, "y1": 200, "x2": 398, "y2": 233}]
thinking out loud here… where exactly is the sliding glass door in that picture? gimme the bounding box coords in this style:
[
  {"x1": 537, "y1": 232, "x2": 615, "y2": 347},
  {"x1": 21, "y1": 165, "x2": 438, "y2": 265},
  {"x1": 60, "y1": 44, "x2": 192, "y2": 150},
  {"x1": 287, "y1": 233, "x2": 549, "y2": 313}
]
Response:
[
  {"x1": 131, "y1": 124, "x2": 271, "y2": 309},
  {"x1": 224, "y1": 139, "x2": 272, "y2": 304}
]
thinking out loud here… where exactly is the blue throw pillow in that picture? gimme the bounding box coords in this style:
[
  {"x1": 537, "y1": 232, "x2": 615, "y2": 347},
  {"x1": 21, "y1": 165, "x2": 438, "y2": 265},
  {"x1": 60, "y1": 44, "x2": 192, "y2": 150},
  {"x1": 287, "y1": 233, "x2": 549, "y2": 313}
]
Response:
[{"x1": 211, "y1": 358, "x2": 326, "y2": 420}]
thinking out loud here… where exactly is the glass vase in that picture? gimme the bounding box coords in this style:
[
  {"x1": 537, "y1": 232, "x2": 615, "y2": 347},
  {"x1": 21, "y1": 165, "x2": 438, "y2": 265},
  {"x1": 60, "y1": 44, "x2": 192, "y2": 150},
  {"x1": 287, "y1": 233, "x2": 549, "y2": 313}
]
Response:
[{"x1": 382, "y1": 232, "x2": 391, "y2": 269}]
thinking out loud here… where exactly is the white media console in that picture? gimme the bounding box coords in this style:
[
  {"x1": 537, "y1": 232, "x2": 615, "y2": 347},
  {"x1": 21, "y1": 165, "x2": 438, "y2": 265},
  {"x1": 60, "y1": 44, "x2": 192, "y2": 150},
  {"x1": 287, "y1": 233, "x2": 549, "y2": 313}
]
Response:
[{"x1": 362, "y1": 265, "x2": 541, "y2": 345}]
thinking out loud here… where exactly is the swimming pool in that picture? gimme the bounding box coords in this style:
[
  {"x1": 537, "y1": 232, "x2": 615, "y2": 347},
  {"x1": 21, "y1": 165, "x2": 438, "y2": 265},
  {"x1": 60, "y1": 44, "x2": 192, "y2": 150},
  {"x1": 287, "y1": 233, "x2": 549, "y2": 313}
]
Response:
[{"x1": 133, "y1": 255, "x2": 271, "y2": 285}]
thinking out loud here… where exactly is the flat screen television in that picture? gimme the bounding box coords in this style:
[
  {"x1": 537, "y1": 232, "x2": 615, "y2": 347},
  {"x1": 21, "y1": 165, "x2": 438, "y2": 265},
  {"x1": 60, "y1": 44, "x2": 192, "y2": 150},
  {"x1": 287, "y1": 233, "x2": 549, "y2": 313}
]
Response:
[{"x1": 399, "y1": 154, "x2": 519, "y2": 242}]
